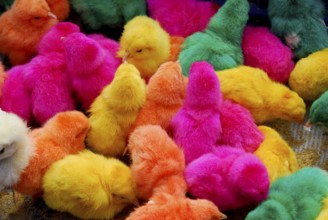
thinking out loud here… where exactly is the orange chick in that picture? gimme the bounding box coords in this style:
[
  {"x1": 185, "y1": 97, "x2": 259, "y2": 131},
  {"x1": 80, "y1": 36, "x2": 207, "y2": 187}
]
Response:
[
  {"x1": 216, "y1": 65, "x2": 306, "y2": 124},
  {"x1": 0, "y1": 62, "x2": 6, "y2": 98},
  {"x1": 254, "y1": 126, "x2": 299, "y2": 183},
  {"x1": 46, "y1": 0, "x2": 70, "y2": 21},
  {"x1": 0, "y1": 0, "x2": 58, "y2": 65},
  {"x1": 130, "y1": 61, "x2": 186, "y2": 134},
  {"x1": 14, "y1": 111, "x2": 90, "y2": 197},
  {"x1": 168, "y1": 36, "x2": 185, "y2": 61}
]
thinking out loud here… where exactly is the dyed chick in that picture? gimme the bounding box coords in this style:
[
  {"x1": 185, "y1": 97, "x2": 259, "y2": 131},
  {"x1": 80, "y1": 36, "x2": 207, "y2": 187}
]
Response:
[
  {"x1": 63, "y1": 32, "x2": 121, "y2": 110},
  {"x1": 216, "y1": 65, "x2": 306, "y2": 124},
  {"x1": 178, "y1": 0, "x2": 249, "y2": 75},
  {"x1": 309, "y1": 90, "x2": 328, "y2": 128},
  {"x1": 147, "y1": 0, "x2": 219, "y2": 37},
  {"x1": 86, "y1": 63, "x2": 146, "y2": 157},
  {"x1": 126, "y1": 192, "x2": 226, "y2": 220},
  {"x1": 127, "y1": 125, "x2": 226, "y2": 220},
  {"x1": 185, "y1": 147, "x2": 269, "y2": 211},
  {"x1": 117, "y1": 16, "x2": 171, "y2": 80},
  {"x1": 128, "y1": 125, "x2": 187, "y2": 200},
  {"x1": 268, "y1": 0, "x2": 328, "y2": 60},
  {"x1": 170, "y1": 61, "x2": 222, "y2": 165},
  {"x1": 130, "y1": 61, "x2": 186, "y2": 134},
  {"x1": 43, "y1": 150, "x2": 138, "y2": 220},
  {"x1": 70, "y1": 0, "x2": 146, "y2": 30},
  {"x1": 0, "y1": 0, "x2": 58, "y2": 65},
  {"x1": 289, "y1": 48, "x2": 328, "y2": 101},
  {"x1": 254, "y1": 126, "x2": 299, "y2": 183},
  {"x1": 14, "y1": 111, "x2": 90, "y2": 197},
  {"x1": 0, "y1": 110, "x2": 34, "y2": 191},
  {"x1": 245, "y1": 167, "x2": 328, "y2": 220}
]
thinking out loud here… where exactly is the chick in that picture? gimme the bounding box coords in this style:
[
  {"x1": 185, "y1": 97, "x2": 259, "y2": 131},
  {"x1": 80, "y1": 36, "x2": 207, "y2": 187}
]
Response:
[
  {"x1": 170, "y1": 61, "x2": 222, "y2": 165},
  {"x1": 178, "y1": 0, "x2": 249, "y2": 75},
  {"x1": 130, "y1": 61, "x2": 186, "y2": 134},
  {"x1": 289, "y1": 48, "x2": 328, "y2": 101},
  {"x1": 14, "y1": 111, "x2": 90, "y2": 197},
  {"x1": 63, "y1": 32, "x2": 121, "y2": 110},
  {"x1": 147, "y1": 0, "x2": 219, "y2": 37},
  {"x1": 254, "y1": 126, "x2": 299, "y2": 183},
  {"x1": 0, "y1": 110, "x2": 34, "y2": 191},
  {"x1": 126, "y1": 193, "x2": 226, "y2": 220},
  {"x1": 245, "y1": 167, "x2": 328, "y2": 220},
  {"x1": 0, "y1": 0, "x2": 58, "y2": 65},
  {"x1": 216, "y1": 65, "x2": 306, "y2": 124},
  {"x1": 128, "y1": 125, "x2": 187, "y2": 200},
  {"x1": 117, "y1": 16, "x2": 171, "y2": 80},
  {"x1": 242, "y1": 26, "x2": 295, "y2": 83},
  {"x1": 309, "y1": 90, "x2": 328, "y2": 128},
  {"x1": 268, "y1": 0, "x2": 328, "y2": 60},
  {"x1": 70, "y1": 0, "x2": 146, "y2": 30},
  {"x1": 86, "y1": 63, "x2": 146, "y2": 157},
  {"x1": 43, "y1": 150, "x2": 138, "y2": 220},
  {"x1": 316, "y1": 196, "x2": 328, "y2": 220},
  {"x1": 185, "y1": 147, "x2": 269, "y2": 211},
  {"x1": 0, "y1": 62, "x2": 7, "y2": 98}
]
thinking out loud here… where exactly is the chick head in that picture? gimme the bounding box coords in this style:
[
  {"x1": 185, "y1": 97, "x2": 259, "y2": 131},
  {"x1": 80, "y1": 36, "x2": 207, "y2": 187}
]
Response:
[
  {"x1": 103, "y1": 63, "x2": 146, "y2": 112},
  {"x1": 0, "y1": 110, "x2": 30, "y2": 161},
  {"x1": 13, "y1": 0, "x2": 58, "y2": 26},
  {"x1": 117, "y1": 16, "x2": 171, "y2": 79},
  {"x1": 309, "y1": 91, "x2": 328, "y2": 127},
  {"x1": 147, "y1": 61, "x2": 186, "y2": 106}
]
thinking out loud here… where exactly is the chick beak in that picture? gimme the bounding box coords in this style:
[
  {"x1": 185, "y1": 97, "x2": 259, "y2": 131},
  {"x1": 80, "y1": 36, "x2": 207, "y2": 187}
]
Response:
[
  {"x1": 123, "y1": 51, "x2": 130, "y2": 63},
  {"x1": 48, "y1": 11, "x2": 57, "y2": 20},
  {"x1": 304, "y1": 120, "x2": 312, "y2": 131},
  {"x1": 131, "y1": 197, "x2": 140, "y2": 207},
  {"x1": 221, "y1": 214, "x2": 228, "y2": 219}
]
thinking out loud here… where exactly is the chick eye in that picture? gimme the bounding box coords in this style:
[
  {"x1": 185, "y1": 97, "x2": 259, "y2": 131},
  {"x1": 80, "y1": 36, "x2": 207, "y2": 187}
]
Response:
[
  {"x1": 34, "y1": 17, "x2": 40, "y2": 20},
  {"x1": 136, "y1": 49, "x2": 143, "y2": 53},
  {"x1": 0, "y1": 148, "x2": 4, "y2": 154}
]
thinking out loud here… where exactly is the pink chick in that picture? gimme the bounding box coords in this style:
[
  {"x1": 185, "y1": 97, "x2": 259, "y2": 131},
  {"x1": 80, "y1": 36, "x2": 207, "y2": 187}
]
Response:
[{"x1": 170, "y1": 61, "x2": 222, "y2": 165}]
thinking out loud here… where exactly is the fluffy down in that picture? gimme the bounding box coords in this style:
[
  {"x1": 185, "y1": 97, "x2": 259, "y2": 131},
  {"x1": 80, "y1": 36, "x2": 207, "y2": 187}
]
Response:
[
  {"x1": 0, "y1": 111, "x2": 34, "y2": 191},
  {"x1": 268, "y1": 0, "x2": 328, "y2": 60},
  {"x1": 309, "y1": 90, "x2": 328, "y2": 128},
  {"x1": 218, "y1": 99, "x2": 263, "y2": 152},
  {"x1": 43, "y1": 150, "x2": 138, "y2": 220},
  {"x1": 170, "y1": 61, "x2": 222, "y2": 164},
  {"x1": 254, "y1": 126, "x2": 299, "y2": 183},
  {"x1": 86, "y1": 63, "x2": 146, "y2": 157},
  {"x1": 63, "y1": 32, "x2": 121, "y2": 110},
  {"x1": 117, "y1": 16, "x2": 171, "y2": 80},
  {"x1": 216, "y1": 65, "x2": 306, "y2": 124},
  {"x1": 147, "y1": 0, "x2": 219, "y2": 37},
  {"x1": 126, "y1": 193, "x2": 226, "y2": 220},
  {"x1": 14, "y1": 111, "x2": 89, "y2": 196},
  {"x1": 178, "y1": 0, "x2": 249, "y2": 75},
  {"x1": 245, "y1": 167, "x2": 328, "y2": 220},
  {"x1": 0, "y1": 0, "x2": 58, "y2": 65},
  {"x1": 185, "y1": 147, "x2": 269, "y2": 211},
  {"x1": 128, "y1": 125, "x2": 187, "y2": 200},
  {"x1": 168, "y1": 36, "x2": 185, "y2": 61},
  {"x1": 70, "y1": 0, "x2": 146, "y2": 30},
  {"x1": 242, "y1": 26, "x2": 294, "y2": 83},
  {"x1": 288, "y1": 48, "x2": 328, "y2": 101},
  {"x1": 130, "y1": 61, "x2": 186, "y2": 134}
]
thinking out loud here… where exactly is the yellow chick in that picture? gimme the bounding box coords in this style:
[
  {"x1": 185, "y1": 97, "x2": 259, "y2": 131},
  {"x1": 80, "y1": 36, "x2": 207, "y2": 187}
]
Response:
[
  {"x1": 86, "y1": 63, "x2": 146, "y2": 157},
  {"x1": 316, "y1": 196, "x2": 328, "y2": 220},
  {"x1": 289, "y1": 48, "x2": 328, "y2": 101},
  {"x1": 216, "y1": 65, "x2": 306, "y2": 124},
  {"x1": 117, "y1": 15, "x2": 171, "y2": 80},
  {"x1": 254, "y1": 126, "x2": 299, "y2": 183},
  {"x1": 43, "y1": 150, "x2": 138, "y2": 220}
]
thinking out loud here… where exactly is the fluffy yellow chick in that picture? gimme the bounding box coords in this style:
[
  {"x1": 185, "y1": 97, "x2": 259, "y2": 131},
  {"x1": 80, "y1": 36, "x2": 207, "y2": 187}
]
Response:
[
  {"x1": 216, "y1": 65, "x2": 306, "y2": 124},
  {"x1": 254, "y1": 126, "x2": 299, "y2": 183},
  {"x1": 289, "y1": 48, "x2": 328, "y2": 101},
  {"x1": 86, "y1": 63, "x2": 146, "y2": 157},
  {"x1": 316, "y1": 196, "x2": 328, "y2": 220},
  {"x1": 117, "y1": 15, "x2": 171, "y2": 80},
  {"x1": 43, "y1": 150, "x2": 138, "y2": 219}
]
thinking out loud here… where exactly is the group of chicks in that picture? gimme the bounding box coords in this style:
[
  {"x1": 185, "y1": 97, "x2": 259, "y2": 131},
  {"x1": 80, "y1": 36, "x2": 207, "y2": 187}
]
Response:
[{"x1": 1, "y1": 0, "x2": 328, "y2": 219}]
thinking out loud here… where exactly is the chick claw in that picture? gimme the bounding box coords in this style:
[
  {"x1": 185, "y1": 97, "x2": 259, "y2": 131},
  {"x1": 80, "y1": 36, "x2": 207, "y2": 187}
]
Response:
[{"x1": 285, "y1": 33, "x2": 300, "y2": 50}]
